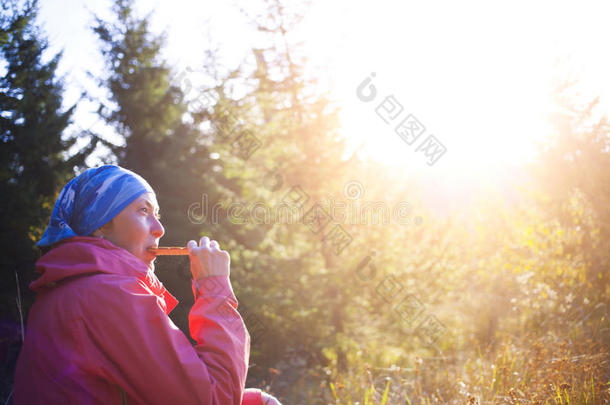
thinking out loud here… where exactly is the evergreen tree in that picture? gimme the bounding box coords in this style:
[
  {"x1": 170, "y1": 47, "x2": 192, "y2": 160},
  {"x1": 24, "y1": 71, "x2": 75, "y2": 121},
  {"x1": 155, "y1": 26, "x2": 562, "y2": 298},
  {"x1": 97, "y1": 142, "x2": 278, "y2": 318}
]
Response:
[
  {"x1": 0, "y1": 0, "x2": 95, "y2": 303},
  {"x1": 92, "y1": 0, "x2": 225, "y2": 333},
  {"x1": 188, "y1": 0, "x2": 367, "y2": 394},
  {"x1": 0, "y1": 0, "x2": 96, "y2": 399}
]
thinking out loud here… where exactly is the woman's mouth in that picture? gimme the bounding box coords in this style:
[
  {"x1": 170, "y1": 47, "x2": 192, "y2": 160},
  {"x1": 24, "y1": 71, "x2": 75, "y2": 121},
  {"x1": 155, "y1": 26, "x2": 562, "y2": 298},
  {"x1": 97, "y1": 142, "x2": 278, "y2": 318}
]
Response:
[{"x1": 145, "y1": 246, "x2": 158, "y2": 260}]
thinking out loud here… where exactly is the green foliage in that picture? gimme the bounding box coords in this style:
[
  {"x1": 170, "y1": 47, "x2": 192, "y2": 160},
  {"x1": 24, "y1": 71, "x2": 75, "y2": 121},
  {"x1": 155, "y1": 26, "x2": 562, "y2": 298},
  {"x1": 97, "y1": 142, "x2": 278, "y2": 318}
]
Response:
[
  {"x1": 0, "y1": 0, "x2": 95, "y2": 295},
  {"x1": 0, "y1": 0, "x2": 97, "y2": 400},
  {"x1": 199, "y1": 2, "x2": 372, "y2": 392}
]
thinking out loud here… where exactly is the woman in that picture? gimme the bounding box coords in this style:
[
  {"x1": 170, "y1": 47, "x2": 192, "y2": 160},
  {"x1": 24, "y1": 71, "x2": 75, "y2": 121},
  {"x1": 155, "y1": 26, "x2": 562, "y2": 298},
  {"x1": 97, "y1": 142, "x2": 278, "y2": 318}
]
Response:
[{"x1": 14, "y1": 165, "x2": 281, "y2": 405}]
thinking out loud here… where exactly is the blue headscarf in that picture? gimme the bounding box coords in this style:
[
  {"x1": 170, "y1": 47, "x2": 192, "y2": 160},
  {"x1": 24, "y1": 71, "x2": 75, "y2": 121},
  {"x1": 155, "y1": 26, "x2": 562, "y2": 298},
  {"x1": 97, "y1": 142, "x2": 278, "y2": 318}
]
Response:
[{"x1": 37, "y1": 165, "x2": 155, "y2": 248}]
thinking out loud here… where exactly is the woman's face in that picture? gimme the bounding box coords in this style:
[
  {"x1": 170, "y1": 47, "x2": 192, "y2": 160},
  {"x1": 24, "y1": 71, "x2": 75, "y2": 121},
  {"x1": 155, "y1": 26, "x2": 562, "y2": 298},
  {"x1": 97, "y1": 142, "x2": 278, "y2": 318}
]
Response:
[{"x1": 97, "y1": 192, "x2": 164, "y2": 269}]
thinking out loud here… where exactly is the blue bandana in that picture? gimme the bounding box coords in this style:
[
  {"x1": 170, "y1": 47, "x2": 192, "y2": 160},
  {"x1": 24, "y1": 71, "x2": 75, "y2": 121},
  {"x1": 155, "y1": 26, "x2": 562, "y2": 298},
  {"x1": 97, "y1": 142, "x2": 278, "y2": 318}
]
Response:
[{"x1": 37, "y1": 165, "x2": 155, "y2": 248}]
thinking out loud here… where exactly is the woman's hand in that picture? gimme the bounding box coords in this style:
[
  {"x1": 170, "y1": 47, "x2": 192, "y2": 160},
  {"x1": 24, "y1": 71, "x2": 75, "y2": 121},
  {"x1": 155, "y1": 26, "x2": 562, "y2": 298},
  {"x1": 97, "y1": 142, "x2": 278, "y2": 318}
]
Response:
[
  {"x1": 261, "y1": 392, "x2": 282, "y2": 405},
  {"x1": 187, "y1": 236, "x2": 230, "y2": 280}
]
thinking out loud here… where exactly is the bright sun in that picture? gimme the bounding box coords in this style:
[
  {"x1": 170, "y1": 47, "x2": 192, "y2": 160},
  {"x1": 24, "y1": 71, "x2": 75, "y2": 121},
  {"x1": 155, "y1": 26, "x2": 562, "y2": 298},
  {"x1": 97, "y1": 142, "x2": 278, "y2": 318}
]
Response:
[{"x1": 293, "y1": 0, "x2": 609, "y2": 176}]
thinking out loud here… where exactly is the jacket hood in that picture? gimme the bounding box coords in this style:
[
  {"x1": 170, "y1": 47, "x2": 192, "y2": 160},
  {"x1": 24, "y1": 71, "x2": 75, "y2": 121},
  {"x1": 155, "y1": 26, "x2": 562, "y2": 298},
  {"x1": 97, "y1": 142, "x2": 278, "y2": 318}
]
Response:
[{"x1": 32, "y1": 236, "x2": 178, "y2": 313}]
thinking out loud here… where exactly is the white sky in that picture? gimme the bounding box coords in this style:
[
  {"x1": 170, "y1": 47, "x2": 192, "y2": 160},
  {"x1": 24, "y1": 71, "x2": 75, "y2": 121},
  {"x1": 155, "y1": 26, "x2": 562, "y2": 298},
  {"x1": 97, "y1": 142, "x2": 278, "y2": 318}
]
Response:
[{"x1": 37, "y1": 0, "x2": 610, "y2": 183}]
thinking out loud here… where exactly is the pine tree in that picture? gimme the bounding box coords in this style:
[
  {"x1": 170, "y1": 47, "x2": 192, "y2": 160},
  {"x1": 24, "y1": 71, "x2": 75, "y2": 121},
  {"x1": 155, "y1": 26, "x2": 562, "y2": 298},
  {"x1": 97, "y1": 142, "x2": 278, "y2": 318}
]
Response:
[
  {"x1": 0, "y1": 0, "x2": 95, "y2": 296},
  {"x1": 92, "y1": 0, "x2": 226, "y2": 333},
  {"x1": 0, "y1": 0, "x2": 96, "y2": 398},
  {"x1": 189, "y1": 0, "x2": 365, "y2": 389}
]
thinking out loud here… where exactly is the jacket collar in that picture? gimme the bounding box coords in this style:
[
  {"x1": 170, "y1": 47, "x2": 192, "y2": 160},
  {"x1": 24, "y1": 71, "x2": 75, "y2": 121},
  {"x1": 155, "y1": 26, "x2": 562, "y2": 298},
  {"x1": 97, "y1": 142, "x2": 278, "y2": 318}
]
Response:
[{"x1": 33, "y1": 236, "x2": 178, "y2": 314}]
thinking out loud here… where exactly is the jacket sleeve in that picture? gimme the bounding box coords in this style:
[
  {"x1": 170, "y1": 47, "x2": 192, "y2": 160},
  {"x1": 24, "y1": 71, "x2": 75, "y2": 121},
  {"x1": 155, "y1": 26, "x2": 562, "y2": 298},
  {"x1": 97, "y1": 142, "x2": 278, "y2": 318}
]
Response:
[
  {"x1": 243, "y1": 388, "x2": 262, "y2": 404},
  {"x1": 76, "y1": 274, "x2": 256, "y2": 405}
]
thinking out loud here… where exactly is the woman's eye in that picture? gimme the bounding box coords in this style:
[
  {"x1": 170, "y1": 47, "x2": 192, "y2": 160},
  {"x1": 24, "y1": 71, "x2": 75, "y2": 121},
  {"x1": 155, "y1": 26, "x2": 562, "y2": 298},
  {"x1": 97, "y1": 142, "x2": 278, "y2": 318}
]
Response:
[{"x1": 141, "y1": 207, "x2": 161, "y2": 219}]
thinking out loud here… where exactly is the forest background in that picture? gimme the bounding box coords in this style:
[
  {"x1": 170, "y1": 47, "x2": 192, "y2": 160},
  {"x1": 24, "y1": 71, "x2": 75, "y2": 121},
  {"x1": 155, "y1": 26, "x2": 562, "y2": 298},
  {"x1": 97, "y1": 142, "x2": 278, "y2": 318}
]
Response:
[{"x1": 1, "y1": 0, "x2": 608, "y2": 403}]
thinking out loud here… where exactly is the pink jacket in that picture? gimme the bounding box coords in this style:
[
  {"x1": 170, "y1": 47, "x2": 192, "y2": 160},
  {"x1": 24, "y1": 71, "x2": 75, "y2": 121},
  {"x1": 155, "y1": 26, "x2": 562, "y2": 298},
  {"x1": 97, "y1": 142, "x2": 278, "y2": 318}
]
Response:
[{"x1": 14, "y1": 236, "x2": 262, "y2": 405}]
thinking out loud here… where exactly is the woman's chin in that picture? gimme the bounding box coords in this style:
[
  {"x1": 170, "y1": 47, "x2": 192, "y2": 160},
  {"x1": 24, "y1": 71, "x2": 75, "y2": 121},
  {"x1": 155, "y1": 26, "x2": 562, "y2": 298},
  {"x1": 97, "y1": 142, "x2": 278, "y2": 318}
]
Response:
[{"x1": 136, "y1": 251, "x2": 156, "y2": 270}]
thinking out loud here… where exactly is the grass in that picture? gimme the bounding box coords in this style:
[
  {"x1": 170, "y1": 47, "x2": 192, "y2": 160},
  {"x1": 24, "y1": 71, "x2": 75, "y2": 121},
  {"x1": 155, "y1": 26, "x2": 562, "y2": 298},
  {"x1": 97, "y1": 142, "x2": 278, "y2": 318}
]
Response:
[{"x1": 318, "y1": 332, "x2": 608, "y2": 405}]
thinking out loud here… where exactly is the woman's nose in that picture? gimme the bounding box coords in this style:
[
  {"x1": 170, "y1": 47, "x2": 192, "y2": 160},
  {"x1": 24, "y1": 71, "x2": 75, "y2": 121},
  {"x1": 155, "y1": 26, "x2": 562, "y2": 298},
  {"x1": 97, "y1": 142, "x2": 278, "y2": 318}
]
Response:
[{"x1": 151, "y1": 218, "x2": 165, "y2": 238}]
